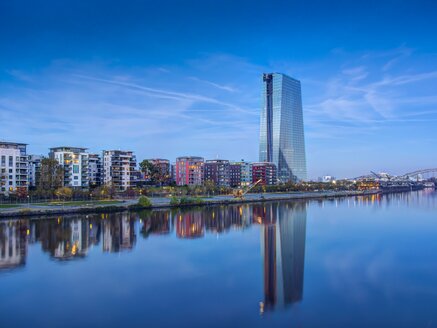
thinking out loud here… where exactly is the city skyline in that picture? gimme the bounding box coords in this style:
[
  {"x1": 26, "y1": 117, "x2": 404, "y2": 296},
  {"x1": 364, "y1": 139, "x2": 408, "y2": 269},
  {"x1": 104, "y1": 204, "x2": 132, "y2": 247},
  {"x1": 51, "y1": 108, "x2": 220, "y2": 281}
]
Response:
[{"x1": 1, "y1": 1, "x2": 437, "y2": 179}]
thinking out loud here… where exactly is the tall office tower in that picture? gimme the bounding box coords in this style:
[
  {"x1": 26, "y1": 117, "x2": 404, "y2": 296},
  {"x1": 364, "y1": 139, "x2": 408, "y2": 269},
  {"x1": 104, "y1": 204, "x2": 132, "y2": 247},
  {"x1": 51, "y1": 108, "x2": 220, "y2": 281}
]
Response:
[
  {"x1": 102, "y1": 150, "x2": 137, "y2": 191},
  {"x1": 49, "y1": 147, "x2": 89, "y2": 188},
  {"x1": 0, "y1": 141, "x2": 28, "y2": 195},
  {"x1": 259, "y1": 73, "x2": 307, "y2": 182}
]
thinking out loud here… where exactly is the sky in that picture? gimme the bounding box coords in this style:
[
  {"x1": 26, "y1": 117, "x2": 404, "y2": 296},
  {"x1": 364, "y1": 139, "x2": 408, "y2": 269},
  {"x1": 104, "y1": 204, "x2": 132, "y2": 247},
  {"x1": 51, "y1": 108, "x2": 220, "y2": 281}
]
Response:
[{"x1": 1, "y1": 0, "x2": 437, "y2": 179}]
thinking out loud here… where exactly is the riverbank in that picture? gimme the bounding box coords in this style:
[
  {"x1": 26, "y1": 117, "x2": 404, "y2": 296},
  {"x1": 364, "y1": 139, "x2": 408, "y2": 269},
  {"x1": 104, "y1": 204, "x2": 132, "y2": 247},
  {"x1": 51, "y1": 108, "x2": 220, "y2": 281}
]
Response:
[{"x1": 0, "y1": 189, "x2": 380, "y2": 218}]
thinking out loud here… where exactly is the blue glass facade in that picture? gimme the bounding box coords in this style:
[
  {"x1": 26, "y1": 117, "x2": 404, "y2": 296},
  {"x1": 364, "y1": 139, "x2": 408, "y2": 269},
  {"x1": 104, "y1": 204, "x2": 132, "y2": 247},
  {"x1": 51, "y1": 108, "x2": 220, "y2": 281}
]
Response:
[{"x1": 259, "y1": 73, "x2": 307, "y2": 182}]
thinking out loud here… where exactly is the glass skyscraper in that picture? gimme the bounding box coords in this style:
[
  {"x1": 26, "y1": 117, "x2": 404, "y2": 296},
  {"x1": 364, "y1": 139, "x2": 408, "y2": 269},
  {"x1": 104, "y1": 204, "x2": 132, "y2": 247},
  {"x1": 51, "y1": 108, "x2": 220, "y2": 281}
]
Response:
[{"x1": 259, "y1": 73, "x2": 307, "y2": 182}]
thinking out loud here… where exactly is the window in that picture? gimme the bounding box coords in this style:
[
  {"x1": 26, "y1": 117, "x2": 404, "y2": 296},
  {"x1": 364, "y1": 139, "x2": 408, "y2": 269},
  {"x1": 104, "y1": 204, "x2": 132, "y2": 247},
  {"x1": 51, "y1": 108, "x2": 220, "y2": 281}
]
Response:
[
  {"x1": 1, "y1": 156, "x2": 5, "y2": 166},
  {"x1": 73, "y1": 165, "x2": 79, "y2": 173},
  {"x1": 8, "y1": 156, "x2": 13, "y2": 167}
]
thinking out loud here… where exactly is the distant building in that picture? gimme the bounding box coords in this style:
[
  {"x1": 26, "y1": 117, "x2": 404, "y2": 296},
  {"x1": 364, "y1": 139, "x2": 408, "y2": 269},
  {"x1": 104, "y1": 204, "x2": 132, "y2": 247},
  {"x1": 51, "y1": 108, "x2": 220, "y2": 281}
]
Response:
[
  {"x1": 175, "y1": 156, "x2": 204, "y2": 186},
  {"x1": 103, "y1": 150, "x2": 137, "y2": 191},
  {"x1": 88, "y1": 153, "x2": 102, "y2": 187},
  {"x1": 204, "y1": 159, "x2": 230, "y2": 187},
  {"x1": 130, "y1": 170, "x2": 144, "y2": 188},
  {"x1": 0, "y1": 141, "x2": 28, "y2": 195},
  {"x1": 49, "y1": 147, "x2": 89, "y2": 188},
  {"x1": 322, "y1": 175, "x2": 335, "y2": 183},
  {"x1": 251, "y1": 162, "x2": 277, "y2": 186},
  {"x1": 170, "y1": 163, "x2": 176, "y2": 184},
  {"x1": 230, "y1": 161, "x2": 252, "y2": 187},
  {"x1": 260, "y1": 73, "x2": 307, "y2": 182},
  {"x1": 28, "y1": 155, "x2": 43, "y2": 188}
]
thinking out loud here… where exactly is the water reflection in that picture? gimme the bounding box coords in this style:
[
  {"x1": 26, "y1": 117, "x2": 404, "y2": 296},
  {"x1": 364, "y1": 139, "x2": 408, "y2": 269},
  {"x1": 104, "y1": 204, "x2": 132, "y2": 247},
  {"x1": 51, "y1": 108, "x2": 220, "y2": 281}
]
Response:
[
  {"x1": 2, "y1": 190, "x2": 437, "y2": 327},
  {"x1": 0, "y1": 219, "x2": 27, "y2": 269},
  {"x1": 3, "y1": 192, "x2": 422, "y2": 271},
  {"x1": 0, "y1": 201, "x2": 308, "y2": 314},
  {"x1": 254, "y1": 203, "x2": 306, "y2": 312}
]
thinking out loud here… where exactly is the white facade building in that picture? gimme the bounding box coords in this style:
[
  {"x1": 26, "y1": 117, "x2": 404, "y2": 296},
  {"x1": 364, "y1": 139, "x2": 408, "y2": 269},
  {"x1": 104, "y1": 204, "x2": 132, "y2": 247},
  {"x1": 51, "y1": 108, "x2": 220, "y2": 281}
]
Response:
[
  {"x1": 0, "y1": 142, "x2": 28, "y2": 195},
  {"x1": 103, "y1": 150, "x2": 136, "y2": 191},
  {"x1": 49, "y1": 147, "x2": 89, "y2": 188}
]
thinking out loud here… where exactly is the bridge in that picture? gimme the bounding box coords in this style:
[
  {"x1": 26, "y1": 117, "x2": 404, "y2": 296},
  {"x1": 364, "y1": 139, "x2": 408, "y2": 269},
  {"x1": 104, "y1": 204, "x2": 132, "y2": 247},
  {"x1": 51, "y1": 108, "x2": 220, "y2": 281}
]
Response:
[
  {"x1": 353, "y1": 169, "x2": 437, "y2": 181},
  {"x1": 399, "y1": 168, "x2": 437, "y2": 180}
]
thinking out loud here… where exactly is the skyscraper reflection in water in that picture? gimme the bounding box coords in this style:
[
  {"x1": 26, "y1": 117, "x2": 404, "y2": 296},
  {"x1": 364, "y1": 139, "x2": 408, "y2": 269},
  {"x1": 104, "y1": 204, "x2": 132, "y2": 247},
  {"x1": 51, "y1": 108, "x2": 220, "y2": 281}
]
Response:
[{"x1": 255, "y1": 202, "x2": 307, "y2": 312}]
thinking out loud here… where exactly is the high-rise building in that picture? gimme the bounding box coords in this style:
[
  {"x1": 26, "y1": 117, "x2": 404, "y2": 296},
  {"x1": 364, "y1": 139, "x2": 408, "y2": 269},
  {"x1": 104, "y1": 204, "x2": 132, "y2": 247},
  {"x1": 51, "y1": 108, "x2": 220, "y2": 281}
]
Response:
[
  {"x1": 49, "y1": 147, "x2": 89, "y2": 188},
  {"x1": 0, "y1": 142, "x2": 28, "y2": 195},
  {"x1": 103, "y1": 150, "x2": 137, "y2": 191},
  {"x1": 175, "y1": 156, "x2": 204, "y2": 186},
  {"x1": 88, "y1": 153, "x2": 102, "y2": 187},
  {"x1": 259, "y1": 73, "x2": 307, "y2": 182},
  {"x1": 204, "y1": 159, "x2": 230, "y2": 187},
  {"x1": 251, "y1": 162, "x2": 277, "y2": 186}
]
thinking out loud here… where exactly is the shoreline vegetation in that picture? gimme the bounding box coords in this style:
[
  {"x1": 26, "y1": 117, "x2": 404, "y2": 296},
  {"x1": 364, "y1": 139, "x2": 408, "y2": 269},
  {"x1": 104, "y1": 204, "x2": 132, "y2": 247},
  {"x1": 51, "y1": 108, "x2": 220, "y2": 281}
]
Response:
[{"x1": 0, "y1": 189, "x2": 380, "y2": 218}]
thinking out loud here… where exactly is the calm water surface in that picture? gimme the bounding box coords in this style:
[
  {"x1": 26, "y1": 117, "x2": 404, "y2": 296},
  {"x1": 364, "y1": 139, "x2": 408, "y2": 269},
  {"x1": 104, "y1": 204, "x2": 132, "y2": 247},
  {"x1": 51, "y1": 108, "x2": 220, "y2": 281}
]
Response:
[{"x1": 1, "y1": 190, "x2": 437, "y2": 327}]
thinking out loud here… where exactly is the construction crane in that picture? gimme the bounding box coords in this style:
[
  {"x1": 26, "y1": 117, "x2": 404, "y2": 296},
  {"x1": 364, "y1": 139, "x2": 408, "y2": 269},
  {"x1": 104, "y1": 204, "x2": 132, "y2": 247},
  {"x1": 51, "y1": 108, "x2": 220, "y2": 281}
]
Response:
[{"x1": 233, "y1": 179, "x2": 263, "y2": 199}]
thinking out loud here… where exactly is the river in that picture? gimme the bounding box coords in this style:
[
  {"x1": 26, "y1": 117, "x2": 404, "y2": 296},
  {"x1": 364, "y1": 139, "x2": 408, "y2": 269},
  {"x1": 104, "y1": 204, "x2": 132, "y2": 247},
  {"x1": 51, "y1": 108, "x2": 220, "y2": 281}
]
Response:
[{"x1": 1, "y1": 190, "x2": 437, "y2": 327}]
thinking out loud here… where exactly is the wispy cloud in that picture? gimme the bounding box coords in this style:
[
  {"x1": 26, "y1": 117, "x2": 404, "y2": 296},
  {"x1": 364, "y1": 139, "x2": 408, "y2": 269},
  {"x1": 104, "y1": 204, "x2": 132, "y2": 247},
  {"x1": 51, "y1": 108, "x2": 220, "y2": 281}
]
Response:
[{"x1": 188, "y1": 76, "x2": 238, "y2": 92}]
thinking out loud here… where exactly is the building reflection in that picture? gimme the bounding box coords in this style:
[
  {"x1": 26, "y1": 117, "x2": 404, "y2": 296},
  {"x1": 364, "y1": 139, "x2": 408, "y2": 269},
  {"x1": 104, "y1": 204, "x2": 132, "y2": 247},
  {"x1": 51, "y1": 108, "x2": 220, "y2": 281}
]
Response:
[
  {"x1": 254, "y1": 202, "x2": 307, "y2": 312},
  {"x1": 176, "y1": 211, "x2": 204, "y2": 239},
  {"x1": 141, "y1": 211, "x2": 172, "y2": 238},
  {"x1": 102, "y1": 212, "x2": 136, "y2": 252},
  {"x1": 37, "y1": 217, "x2": 90, "y2": 260},
  {"x1": 0, "y1": 219, "x2": 28, "y2": 270},
  {"x1": 0, "y1": 203, "x2": 306, "y2": 309}
]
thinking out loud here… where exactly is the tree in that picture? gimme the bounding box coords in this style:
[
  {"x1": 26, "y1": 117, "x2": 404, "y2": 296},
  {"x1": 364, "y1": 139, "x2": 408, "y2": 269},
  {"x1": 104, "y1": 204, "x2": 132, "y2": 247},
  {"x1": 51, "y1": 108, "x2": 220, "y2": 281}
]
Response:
[
  {"x1": 204, "y1": 180, "x2": 216, "y2": 195},
  {"x1": 139, "y1": 160, "x2": 170, "y2": 186},
  {"x1": 91, "y1": 183, "x2": 116, "y2": 199},
  {"x1": 55, "y1": 187, "x2": 73, "y2": 201},
  {"x1": 38, "y1": 158, "x2": 64, "y2": 191}
]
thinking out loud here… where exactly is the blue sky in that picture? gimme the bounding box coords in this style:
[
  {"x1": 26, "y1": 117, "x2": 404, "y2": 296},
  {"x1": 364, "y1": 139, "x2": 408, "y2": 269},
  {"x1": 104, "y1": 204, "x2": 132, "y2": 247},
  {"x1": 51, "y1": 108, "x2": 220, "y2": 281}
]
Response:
[{"x1": 1, "y1": 0, "x2": 437, "y2": 179}]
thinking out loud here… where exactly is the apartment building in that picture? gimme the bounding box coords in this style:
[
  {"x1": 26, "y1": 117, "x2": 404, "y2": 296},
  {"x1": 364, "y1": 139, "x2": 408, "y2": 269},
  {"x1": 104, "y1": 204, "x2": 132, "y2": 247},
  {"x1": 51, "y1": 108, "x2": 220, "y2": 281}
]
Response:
[
  {"x1": 88, "y1": 153, "x2": 102, "y2": 187},
  {"x1": 230, "y1": 161, "x2": 252, "y2": 188},
  {"x1": 251, "y1": 162, "x2": 277, "y2": 186},
  {"x1": 49, "y1": 147, "x2": 89, "y2": 188},
  {"x1": 28, "y1": 155, "x2": 43, "y2": 188},
  {"x1": 103, "y1": 150, "x2": 137, "y2": 191},
  {"x1": 204, "y1": 159, "x2": 230, "y2": 187},
  {"x1": 175, "y1": 156, "x2": 204, "y2": 186},
  {"x1": 0, "y1": 142, "x2": 28, "y2": 195}
]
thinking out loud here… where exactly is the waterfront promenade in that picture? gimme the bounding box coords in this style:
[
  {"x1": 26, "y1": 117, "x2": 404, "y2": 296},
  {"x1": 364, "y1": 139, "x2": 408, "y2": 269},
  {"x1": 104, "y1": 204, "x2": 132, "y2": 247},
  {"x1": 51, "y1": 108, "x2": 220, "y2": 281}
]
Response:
[{"x1": 0, "y1": 190, "x2": 379, "y2": 218}]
